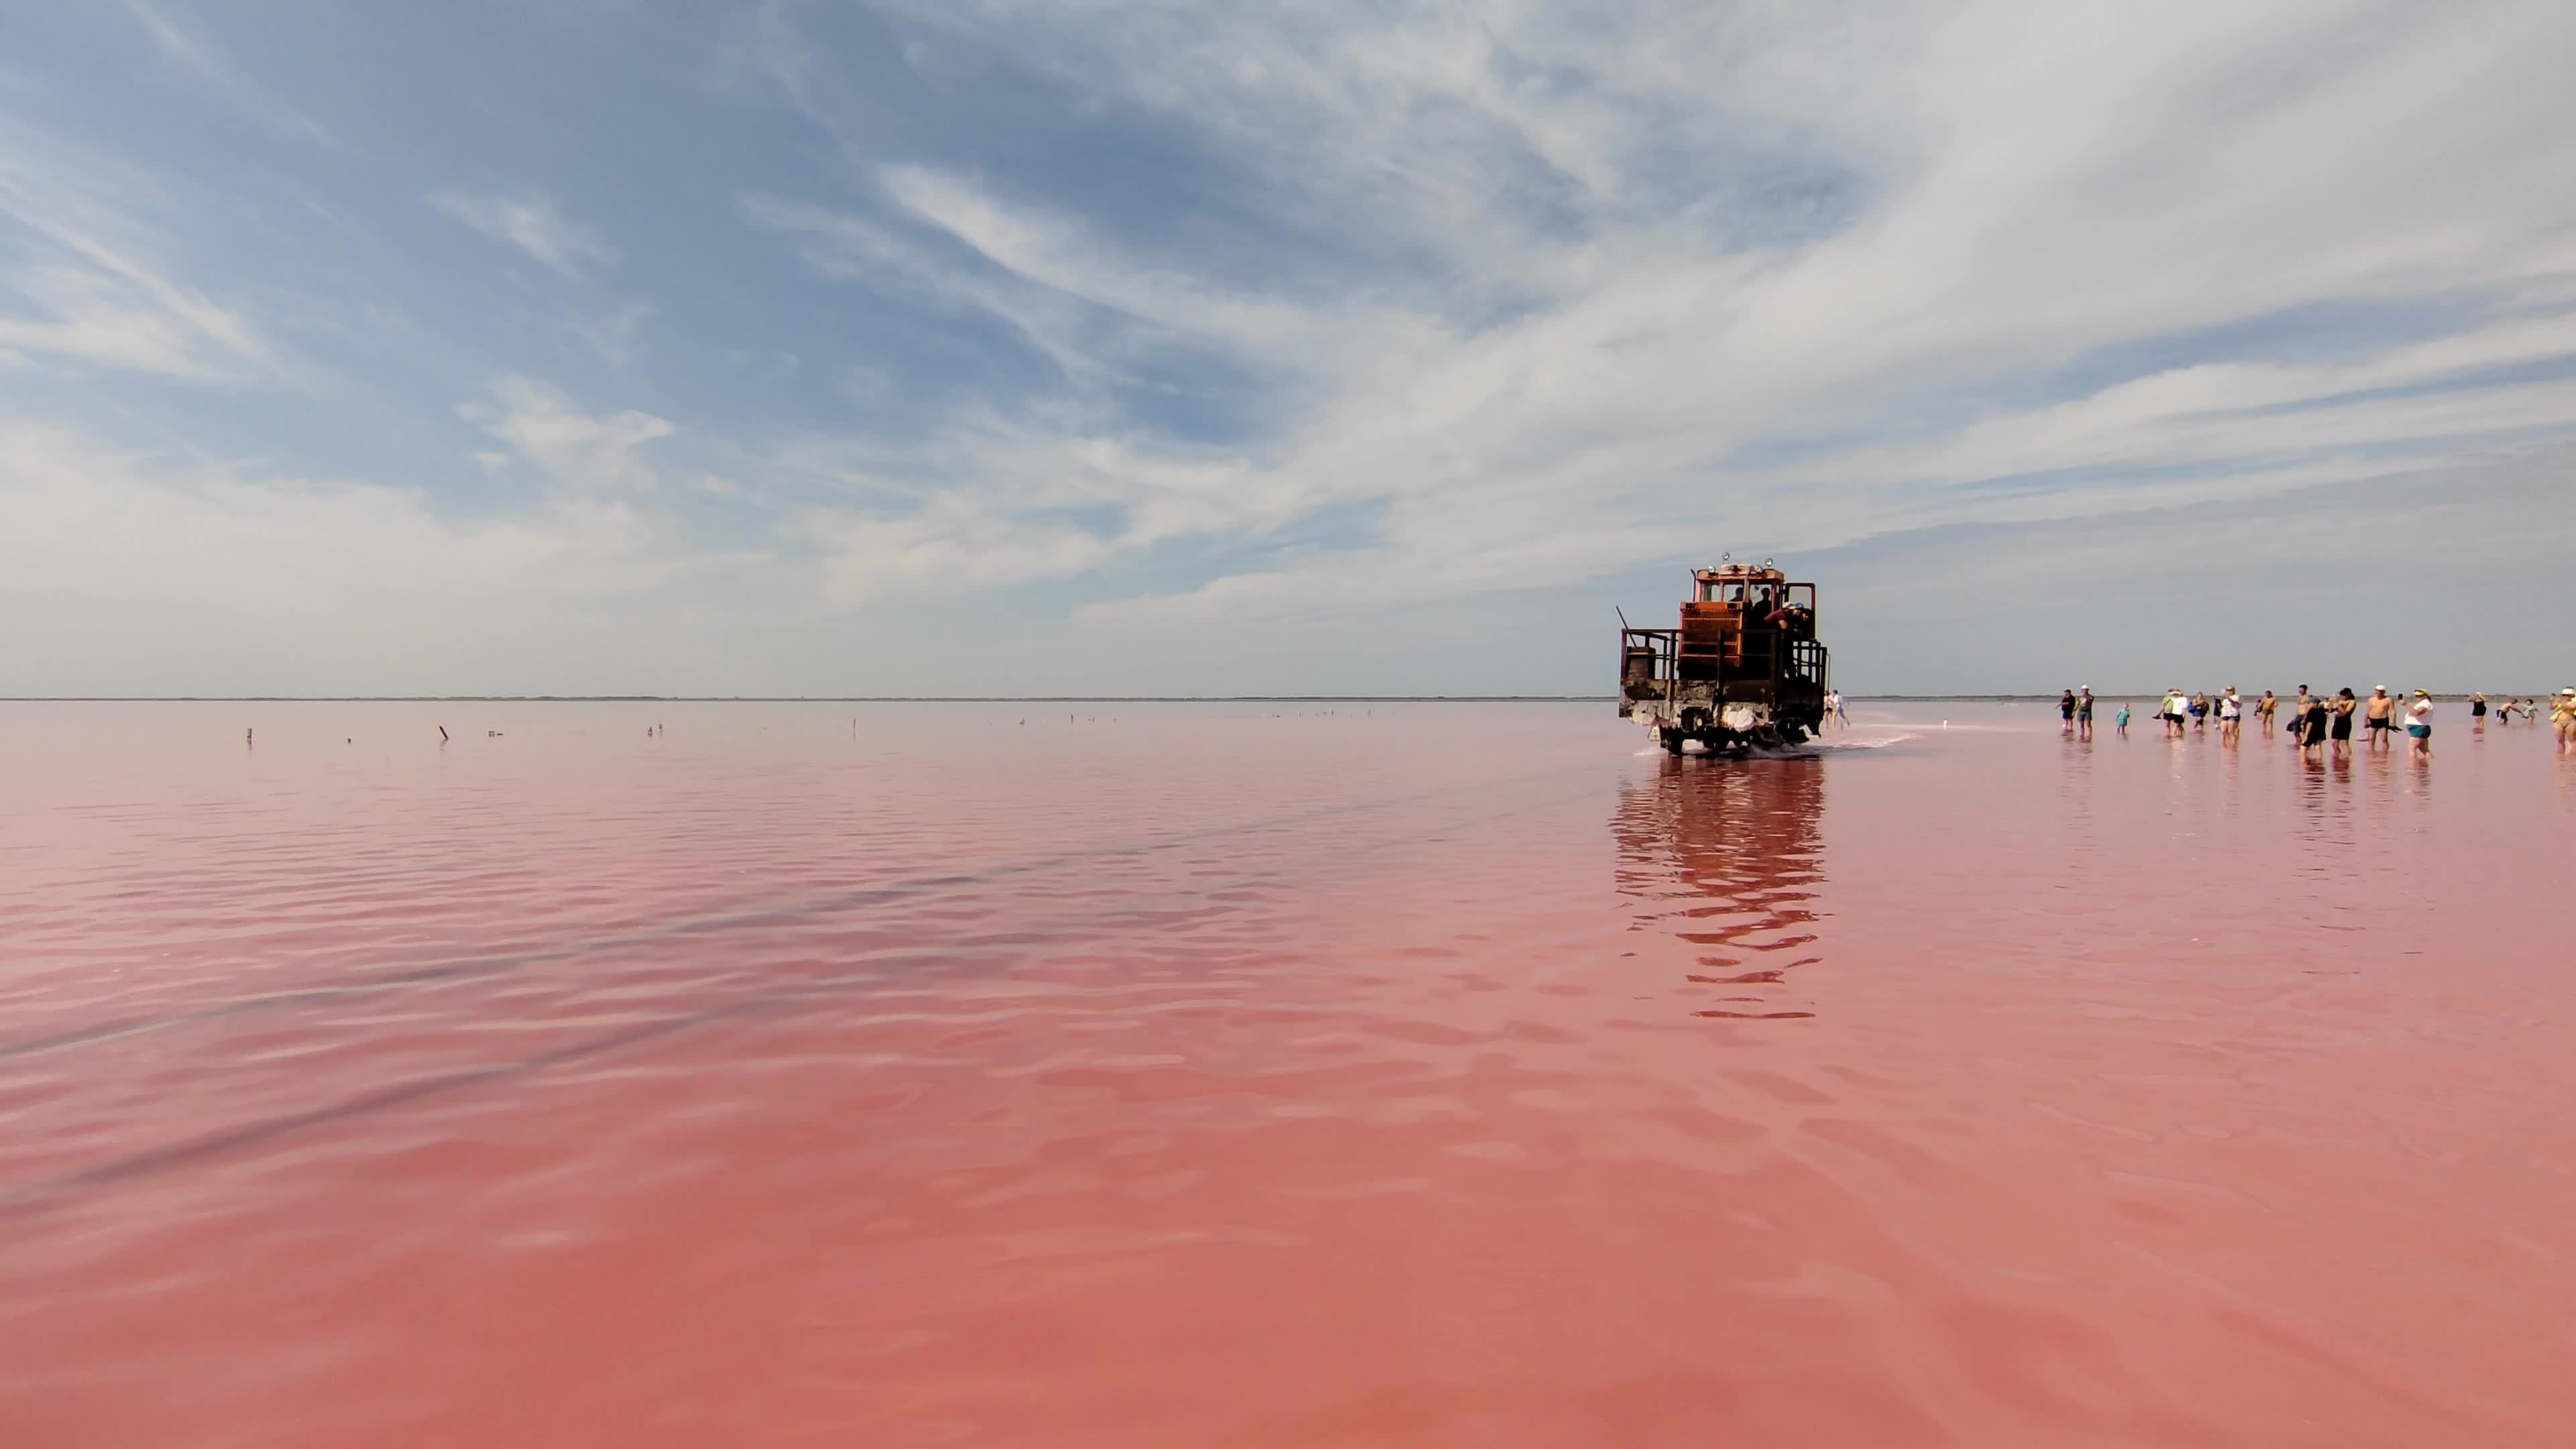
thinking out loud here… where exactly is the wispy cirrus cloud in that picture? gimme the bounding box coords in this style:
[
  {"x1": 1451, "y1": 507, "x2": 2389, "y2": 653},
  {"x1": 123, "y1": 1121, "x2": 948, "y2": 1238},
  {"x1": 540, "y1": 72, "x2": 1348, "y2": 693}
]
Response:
[
  {"x1": 7, "y1": 1, "x2": 2576, "y2": 694},
  {"x1": 737, "y1": 0, "x2": 2576, "y2": 638},
  {"x1": 0, "y1": 119, "x2": 267, "y2": 380},
  {"x1": 429, "y1": 189, "x2": 617, "y2": 275}
]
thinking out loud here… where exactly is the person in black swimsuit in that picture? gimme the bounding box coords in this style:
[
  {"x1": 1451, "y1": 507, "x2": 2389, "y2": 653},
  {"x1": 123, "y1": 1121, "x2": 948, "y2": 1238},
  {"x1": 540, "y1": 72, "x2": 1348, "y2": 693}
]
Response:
[
  {"x1": 2300, "y1": 694, "x2": 2330, "y2": 757},
  {"x1": 2329, "y1": 688, "x2": 2357, "y2": 757}
]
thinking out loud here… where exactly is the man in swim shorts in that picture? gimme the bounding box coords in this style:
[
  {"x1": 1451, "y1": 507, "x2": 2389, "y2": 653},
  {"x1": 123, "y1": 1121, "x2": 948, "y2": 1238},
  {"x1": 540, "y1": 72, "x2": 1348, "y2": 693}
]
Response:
[{"x1": 2363, "y1": 686, "x2": 2394, "y2": 749}]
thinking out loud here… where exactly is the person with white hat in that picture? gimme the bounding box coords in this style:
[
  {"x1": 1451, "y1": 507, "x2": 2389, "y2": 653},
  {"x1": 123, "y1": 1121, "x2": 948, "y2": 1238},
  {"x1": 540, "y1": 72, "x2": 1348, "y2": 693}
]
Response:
[
  {"x1": 2405, "y1": 689, "x2": 2435, "y2": 761},
  {"x1": 2363, "y1": 686, "x2": 2394, "y2": 750},
  {"x1": 2553, "y1": 688, "x2": 2576, "y2": 752}
]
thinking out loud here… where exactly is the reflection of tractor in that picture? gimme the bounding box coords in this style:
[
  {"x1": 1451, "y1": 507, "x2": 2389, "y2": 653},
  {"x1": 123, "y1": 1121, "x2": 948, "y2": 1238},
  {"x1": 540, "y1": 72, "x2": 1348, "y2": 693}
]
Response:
[{"x1": 1619, "y1": 558, "x2": 1830, "y2": 755}]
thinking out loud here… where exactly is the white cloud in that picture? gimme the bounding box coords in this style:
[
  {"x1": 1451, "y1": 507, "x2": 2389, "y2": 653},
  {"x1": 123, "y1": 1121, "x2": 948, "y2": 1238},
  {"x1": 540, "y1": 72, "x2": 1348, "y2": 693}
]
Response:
[
  {"x1": 0, "y1": 121, "x2": 268, "y2": 381},
  {"x1": 460, "y1": 377, "x2": 674, "y2": 492},
  {"x1": 0, "y1": 418, "x2": 786, "y2": 695},
  {"x1": 744, "y1": 0, "x2": 2576, "y2": 635},
  {"x1": 123, "y1": 1, "x2": 340, "y2": 147},
  {"x1": 428, "y1": 189, "x2": 617, "y2": 274}
]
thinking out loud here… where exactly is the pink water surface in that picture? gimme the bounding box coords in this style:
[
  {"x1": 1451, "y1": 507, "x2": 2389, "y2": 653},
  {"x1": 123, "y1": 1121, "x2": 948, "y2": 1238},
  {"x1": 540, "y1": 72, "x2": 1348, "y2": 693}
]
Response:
[{"x1": 3, "y1": 700, "x2": 2573, "y2": 1447}]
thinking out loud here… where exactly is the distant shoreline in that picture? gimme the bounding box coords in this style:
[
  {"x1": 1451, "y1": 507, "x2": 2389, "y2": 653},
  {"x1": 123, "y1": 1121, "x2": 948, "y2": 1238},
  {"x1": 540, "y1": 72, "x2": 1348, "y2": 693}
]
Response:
[{"x1": 0, "y1": 694, "x2": 2531, "y2": 704}]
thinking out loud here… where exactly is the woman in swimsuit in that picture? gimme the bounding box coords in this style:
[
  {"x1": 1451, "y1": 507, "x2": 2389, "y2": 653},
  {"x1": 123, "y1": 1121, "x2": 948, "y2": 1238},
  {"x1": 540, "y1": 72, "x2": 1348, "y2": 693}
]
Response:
[
  {"x1": 2300, "y1": 692, "x2": 2329, "y2": 759},
  {"x1": 2406, "y1": 690, "x2": 2434, "y2": 760},
  {"x1": 2329, "y1": 688, "x2": 2356, "y2": 757},
  {"x1": 2470, "y1": 692, "x2": 2488, "y2": 730},
  {"x1": 2553, "y1": 690, "x2": 2576, "y2": 751},
  {"x1": 2257, "y1": 691, "x2": 2277, "y2": 732}
]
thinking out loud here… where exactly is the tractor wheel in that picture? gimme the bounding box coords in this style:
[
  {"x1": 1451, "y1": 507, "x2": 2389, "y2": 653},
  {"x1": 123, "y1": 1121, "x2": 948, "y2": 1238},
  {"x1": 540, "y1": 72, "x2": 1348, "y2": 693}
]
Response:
[{"x1": 1660, "y1": 728, "x2": 1686, "y2": 756}]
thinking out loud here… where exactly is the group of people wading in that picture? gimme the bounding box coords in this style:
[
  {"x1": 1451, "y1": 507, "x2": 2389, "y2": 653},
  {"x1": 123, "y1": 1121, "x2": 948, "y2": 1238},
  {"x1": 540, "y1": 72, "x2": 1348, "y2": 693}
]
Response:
[{"x1": 2049, "y1": 686, "x2": 2576, "y2": 762}]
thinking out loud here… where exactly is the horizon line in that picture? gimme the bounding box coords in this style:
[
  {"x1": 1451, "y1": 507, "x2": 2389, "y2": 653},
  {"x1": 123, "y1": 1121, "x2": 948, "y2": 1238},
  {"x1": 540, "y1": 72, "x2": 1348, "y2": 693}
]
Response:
[{"x1": 0, "y1": 692, "x2": 2532, "y2": 704}]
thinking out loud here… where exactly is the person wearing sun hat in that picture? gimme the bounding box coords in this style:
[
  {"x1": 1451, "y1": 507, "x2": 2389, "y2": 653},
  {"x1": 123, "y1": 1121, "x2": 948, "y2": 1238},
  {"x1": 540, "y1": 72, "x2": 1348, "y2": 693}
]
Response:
[{"x1": 2404, "y1": 689, "x2": 2435, "y2": 760}]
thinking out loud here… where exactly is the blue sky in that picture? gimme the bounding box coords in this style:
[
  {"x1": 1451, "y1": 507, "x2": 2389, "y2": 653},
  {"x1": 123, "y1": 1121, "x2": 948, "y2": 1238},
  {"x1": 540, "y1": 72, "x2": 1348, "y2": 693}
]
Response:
[{"x1": 3, "y1": 1, "x2": 2572, "y2": 696}]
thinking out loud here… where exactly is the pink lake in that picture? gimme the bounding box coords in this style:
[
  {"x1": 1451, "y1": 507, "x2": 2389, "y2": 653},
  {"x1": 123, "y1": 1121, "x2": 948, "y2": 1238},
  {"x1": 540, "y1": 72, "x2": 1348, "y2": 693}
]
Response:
[{"x1": 3, "y1": 700, "x2": 2573, "y2": 1447}]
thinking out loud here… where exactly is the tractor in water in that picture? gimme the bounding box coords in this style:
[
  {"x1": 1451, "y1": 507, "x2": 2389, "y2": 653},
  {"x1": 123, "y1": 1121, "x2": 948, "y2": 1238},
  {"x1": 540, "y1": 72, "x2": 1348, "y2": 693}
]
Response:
[{"x1": 1619, "y1": 558, "x2": 1830, "y2": 755}]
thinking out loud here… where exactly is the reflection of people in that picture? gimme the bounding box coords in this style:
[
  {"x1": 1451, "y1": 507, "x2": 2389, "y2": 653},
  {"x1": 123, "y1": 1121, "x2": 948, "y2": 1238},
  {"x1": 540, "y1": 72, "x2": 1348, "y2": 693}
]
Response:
[{"x1": 1613, "y1": 757, "x2": 1827, "y2": 1020}]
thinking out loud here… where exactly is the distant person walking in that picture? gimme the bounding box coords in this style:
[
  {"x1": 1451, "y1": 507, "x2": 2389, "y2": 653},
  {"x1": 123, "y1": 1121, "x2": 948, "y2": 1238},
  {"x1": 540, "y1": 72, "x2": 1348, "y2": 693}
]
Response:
[
  {"x1": 2077, "y1": 687, "x2": 2096, "y2": 741},
  {"x1": 2406, "y1": 690, "x2": 2434, "y2": 760}
]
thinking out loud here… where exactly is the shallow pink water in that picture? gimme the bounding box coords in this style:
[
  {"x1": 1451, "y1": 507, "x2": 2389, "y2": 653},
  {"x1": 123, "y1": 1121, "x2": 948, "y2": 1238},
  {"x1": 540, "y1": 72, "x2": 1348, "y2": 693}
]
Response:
[{"x1": 3, "y1": 700, "x2": 2573, "y2": 1447}]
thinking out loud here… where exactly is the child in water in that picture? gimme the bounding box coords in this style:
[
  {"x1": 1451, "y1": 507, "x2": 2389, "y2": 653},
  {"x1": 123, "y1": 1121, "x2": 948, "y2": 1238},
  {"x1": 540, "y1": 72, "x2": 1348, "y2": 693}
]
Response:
[{"x1": 2114, "y1": 702, "x2": 2131, "y2": 735}]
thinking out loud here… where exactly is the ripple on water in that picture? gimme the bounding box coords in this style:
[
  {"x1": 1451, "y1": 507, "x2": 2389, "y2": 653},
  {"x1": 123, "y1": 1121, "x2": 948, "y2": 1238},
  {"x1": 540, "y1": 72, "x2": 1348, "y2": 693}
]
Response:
[{"x1": 1, "y1": 701, "x2": 2572, "y2": 1447}]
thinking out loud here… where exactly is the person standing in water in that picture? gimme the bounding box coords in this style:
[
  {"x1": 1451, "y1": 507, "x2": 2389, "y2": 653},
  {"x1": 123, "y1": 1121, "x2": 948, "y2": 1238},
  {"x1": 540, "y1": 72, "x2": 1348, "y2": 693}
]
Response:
[
  {"x1": 2470, "y1": 692, "x2": 2488, "y2": 731},
  {"x1": 2363, "y1": 686, "x2": 2394, "y2": 749},
  {"x1": 2256, "y1": 689, "x2": 2278, "y2": 735},
  {"x1": 2553, "y1": 689, "x2": 2576, "y2": 752},
  {"x1": 2288, "y1": 686, "x2": 2312, "y2": 738},
  {"x1": 2059, "y1": 688, "x2": 2078, "y2": 737},
  {"x1": 2115, "y1": 700, "x2": 2131, "y2": 736},
  {"x1": 2218, "y1": 687, "x2": 2242, "y2": 741},
  {"x1": 2300, "y1": 690, "x2": 2330, "y2": 759},
  {"x1": 2161, "y1": 688, "x2": 2188, "y2": 739},
  {"x1": 2077, "y1": 687, "x2": 2096, "y2": 741},
  {"x1": 2406, "y1": 690, "x2": 2435, "y2": 760},
  {"x1": 2329, "y1": 688, "x2": 2357, "y2": 759}
]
